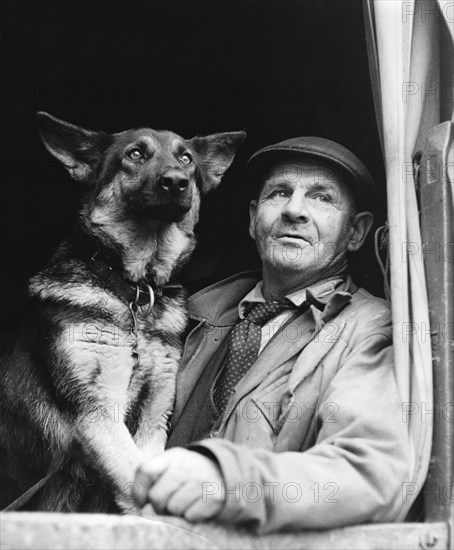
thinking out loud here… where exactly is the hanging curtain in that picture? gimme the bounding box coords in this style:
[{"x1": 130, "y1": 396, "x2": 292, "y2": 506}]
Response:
[{"x1": 364, "y1": 0, "x2": 454, "y2": 520}]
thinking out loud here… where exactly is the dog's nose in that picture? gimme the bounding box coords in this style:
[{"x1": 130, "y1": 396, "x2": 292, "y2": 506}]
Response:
[{"x1": 158, "y1": 172, "x2": 189, "y2": 193}]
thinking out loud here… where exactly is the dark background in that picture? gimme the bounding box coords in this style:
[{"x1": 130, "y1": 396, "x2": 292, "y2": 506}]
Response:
[{"x1": 0, "y1": 0, "x2": 386, "y2": 335}]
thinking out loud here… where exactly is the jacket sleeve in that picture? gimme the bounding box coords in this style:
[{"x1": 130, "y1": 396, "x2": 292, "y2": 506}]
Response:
[{"x1": 189, "y1": 332, "x2": 411, "y2": 532}]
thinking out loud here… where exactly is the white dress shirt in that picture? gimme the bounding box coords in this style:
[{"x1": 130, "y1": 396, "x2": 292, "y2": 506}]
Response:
[{"x1": 238, "y1": 278, "x2": 345, "y2": 354}]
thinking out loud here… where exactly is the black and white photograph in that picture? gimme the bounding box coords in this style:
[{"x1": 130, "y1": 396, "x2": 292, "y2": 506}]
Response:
[{"x1": 0, "y1": 1, "x2": 453, "y2": 549}]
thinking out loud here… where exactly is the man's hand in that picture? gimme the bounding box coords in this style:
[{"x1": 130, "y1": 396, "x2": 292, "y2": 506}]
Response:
[{"x1": 134, "y1": 448, "x2": 225, "y2": 521}]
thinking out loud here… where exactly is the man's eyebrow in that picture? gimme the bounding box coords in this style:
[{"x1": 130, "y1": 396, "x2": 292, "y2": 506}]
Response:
[
  {"x1": 262, "y1": 177, "x2": 293, "y2": 187},
  {"x1": 306, "y1": 182, "x2": 338, "y2": 193}
]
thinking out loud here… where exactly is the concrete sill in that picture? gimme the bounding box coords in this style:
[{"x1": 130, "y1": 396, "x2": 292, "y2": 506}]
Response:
[{"x1": 0, "y1": 512, "x2": 449, "y2": 550}]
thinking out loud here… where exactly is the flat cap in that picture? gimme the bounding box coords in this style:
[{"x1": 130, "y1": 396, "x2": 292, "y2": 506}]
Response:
[{"x1": 247, "y1": 137, "x2": 375, "y2": 210}]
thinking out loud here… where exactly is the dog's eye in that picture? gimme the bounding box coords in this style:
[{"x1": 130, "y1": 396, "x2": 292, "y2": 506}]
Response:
[
  {"x1": 180, "y1": 153, "x2": 192, "y2": 165},
  {"x1": 127, "y1": 148, "x2": 143, "y2": 160}
]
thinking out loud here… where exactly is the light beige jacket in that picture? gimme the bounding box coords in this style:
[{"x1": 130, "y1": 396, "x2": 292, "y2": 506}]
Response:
[{"x1": 170, "y1": 272, "x2": 410, "y2": 532}]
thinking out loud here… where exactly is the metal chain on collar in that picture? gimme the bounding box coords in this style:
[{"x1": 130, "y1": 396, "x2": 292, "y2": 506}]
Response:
[
  {"x1": 129, "y1": 302, "x2": 140, "y2": 373},
  {"x1": 128, "y1": 284, "x2": 155, "y2": 376}
]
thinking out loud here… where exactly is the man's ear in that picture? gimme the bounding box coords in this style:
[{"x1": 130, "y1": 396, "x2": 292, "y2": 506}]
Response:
[
  {"x1": 249, "y1": 199, "x2": 257, "y2": 241},
  {"x1": 36, "y1": 112, "x2": 109, "y2": 184},
  {"x1": 187, "y1": 131, "x2": 246, "y2": 194},
  {"x1": 347, "y1": 211, "x2": 374, "y2": 252}
]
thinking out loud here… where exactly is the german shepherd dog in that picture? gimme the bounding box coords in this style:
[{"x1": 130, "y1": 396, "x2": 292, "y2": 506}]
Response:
[{"x1": 0, "y1": 113, "x2": 245, "y2": 512}]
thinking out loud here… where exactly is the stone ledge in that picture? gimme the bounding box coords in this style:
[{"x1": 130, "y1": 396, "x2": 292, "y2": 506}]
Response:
[{"x1": 0, "y1": 513, "x2": 449, "y2": 550}]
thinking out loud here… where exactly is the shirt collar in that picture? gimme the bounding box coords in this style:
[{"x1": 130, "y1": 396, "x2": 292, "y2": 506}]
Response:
[{"x1": 238, "y1": 276, "x2": 348, "y2": 319}]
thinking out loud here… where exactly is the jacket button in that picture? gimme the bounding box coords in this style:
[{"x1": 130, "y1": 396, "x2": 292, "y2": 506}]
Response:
[{"x1": 210, "y1": 431, "x2": 219, "y2": 438}]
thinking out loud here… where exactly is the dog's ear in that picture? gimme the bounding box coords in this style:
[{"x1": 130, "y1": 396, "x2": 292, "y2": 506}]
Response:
[
  {"x1": 188, "y1": 131, "x2": 246, "y2": 194},
  {"x1": 36, "y1": 112, "x2": 109, "y2": 183}
]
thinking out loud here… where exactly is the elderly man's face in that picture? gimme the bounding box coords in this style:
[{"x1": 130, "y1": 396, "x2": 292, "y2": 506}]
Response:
[{"x1": 249, "y1": 158, "x2": 370, "y2": 289}]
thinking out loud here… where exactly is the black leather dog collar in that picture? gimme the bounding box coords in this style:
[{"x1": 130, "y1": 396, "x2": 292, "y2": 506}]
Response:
[{"x1": 76, "y1": 240, "x2": 182, "y2": 306}]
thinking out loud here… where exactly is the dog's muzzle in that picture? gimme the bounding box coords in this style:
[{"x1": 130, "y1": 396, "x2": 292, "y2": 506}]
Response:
[
  {"x1": 134, "y1": 170, "x2": 194, "y2": 221},
  {"x1": 157, "y1": 170, "x2": 190, "y2": 195}
]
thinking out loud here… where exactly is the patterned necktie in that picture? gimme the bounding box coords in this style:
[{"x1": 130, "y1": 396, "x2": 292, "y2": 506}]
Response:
[{"x1": 213, "y1": 298, "x2": 296, "y2": 414}]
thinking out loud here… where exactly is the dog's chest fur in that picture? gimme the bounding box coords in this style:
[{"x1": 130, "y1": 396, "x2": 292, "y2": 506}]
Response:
[{"x1": 28, "y1": 247, "x2": 187, "y2": 438}]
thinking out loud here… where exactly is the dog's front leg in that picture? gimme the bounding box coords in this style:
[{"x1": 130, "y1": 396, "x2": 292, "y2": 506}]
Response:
[
  {"x1": 134, "y1": 356, "x2": 179, "y2": 459},
  {"x1": 76, "y1": 411, "x2": 143, "y2": 511}
]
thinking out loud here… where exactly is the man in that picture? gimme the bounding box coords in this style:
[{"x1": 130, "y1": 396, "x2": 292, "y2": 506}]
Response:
[{"x1": 134, "y1": 138, "x2": 410, "y2": 532}]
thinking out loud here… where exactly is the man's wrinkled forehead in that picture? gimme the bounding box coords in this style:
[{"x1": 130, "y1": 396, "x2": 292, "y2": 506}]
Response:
[{"x1": 261, "y1": 156, "x2": 346, "y2": 189}]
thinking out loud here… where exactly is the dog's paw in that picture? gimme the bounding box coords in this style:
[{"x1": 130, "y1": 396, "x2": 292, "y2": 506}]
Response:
[
  {"x1": 116, "y1": 495, "x2": 156, "y2": 518},
  {"x1": 116, "y1": 496, "x2": 141, "y2": 516},
  {"x1": 139, "y1": 503, "x2": 157, "y2": 519},
  {"x1": 114, "y1": 481, "x2": 143, "y2": 515}
]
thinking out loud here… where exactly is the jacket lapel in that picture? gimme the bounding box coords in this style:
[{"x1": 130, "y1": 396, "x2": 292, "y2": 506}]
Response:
[
  {"x1": 171, "y1": 272, "x2": 260, "y2": 428},
  {"x1": 227, "y1": 308, "x2": 316, "y2": 408},
  {"x1": 223, "y1": 278, "x2": 357, "y2": 415},
  {"x1": 172, "y1": 272, "x2": 357, "y2": 428}
]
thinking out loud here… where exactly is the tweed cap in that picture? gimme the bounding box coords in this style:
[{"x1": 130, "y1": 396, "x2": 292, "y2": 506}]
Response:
[{"x1": 247, "y1": 137, "x2": 375, "y2": 210}]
